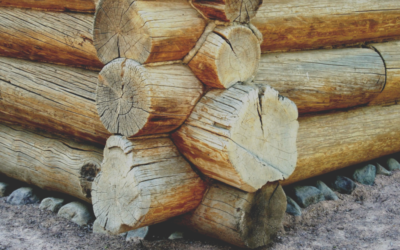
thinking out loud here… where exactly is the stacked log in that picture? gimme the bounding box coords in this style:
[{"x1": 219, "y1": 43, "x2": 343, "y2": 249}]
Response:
[{"x1": 0, "y1": 0, "x2": 99, "y2": 13}]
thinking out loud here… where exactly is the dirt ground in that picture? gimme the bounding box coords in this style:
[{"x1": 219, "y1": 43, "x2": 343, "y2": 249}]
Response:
[{"x1": 0, "y1": 171, "x2": 399, "y2": 250}]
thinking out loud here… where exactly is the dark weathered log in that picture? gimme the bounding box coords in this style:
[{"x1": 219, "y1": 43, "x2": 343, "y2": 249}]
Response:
[{"x1": 0, "y1": 0, "x2": 99, "y2": 13}]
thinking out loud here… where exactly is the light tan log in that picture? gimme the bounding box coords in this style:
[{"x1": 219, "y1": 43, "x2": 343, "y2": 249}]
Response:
[
  {"x1": 0, "y1": 57, "x2": 110, "y2": 146},
  {"x1": 253, "y1": 0, "x2": 400, "y2": 53},
  {"x1": 192, "y1": 0, "x2": 262, "y2": 23},
  {"x1": 172, "y1": 84, "x2": 298, "y2": 192},
  {"x1": 283, "y1": 103, "x2": 400, "y2": 185},
  {"x1": 175, "y1": 181, "x2": 286, "y2": 249},
  {"x1": 0, "y1": 0, "x2": 99, "y2": 13},
  {"x1": 369, "y1": 41, "x2": 400, "y2": 105},
  {"x1": 96, "y1": 58, "x2": 204, "y2": 137},
  {"x1": 0, "y1": 123, "x2": 103, "y2": 203},
  {"x1": 93, "y1": 0, "x2": 206, "y2": 64},
  {"x1": 188, "y1": 25, "x2": 261, "y2": 89},
  {"x1": 0, "y1": 8, "x2": 103, "y2": 70},
  {"x1": 92, "y1": 135, "x2": 206, "y2": 234},
  {"x1": 254, "y1": 48, "x2": 386, "y2": 113}
]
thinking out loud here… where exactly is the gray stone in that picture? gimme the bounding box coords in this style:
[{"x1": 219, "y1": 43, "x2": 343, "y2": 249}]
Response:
[
  {"x1": 57, "y1": 201, "x2": 93, "y2": 226},
  {"x1": 6, "y1": 187, "x2": 41, "y2": 205},
  {"x1": 168, "y1": 231, "x2": 184, "y2": 240},
  {"x1": 330, "y1": 176, "x2": 356, "y2": 194},
  {"x1": 0, "y1": 182, "x2": 10, "y2": 197},
  {"x1": 39, "y1": 197, "x2": 64, "y2": 212},
  {"x1": 126, "y1": 227, "x2": 149, "y2": 242},
  {"x1": 376, "y1": 163, "x2": 392, "y2": 176},
  {"x1": 353, "y1": 164, "x2": 376, "y2": 186},
  {"x1": 292, "y1": 186, "x2": 325, "y2": 208},
  {"x1": 286, "y1": 196, "x2": 301, "y2": 216},
  {"x1": 387, "y1": 158, "x2": 400, "y2": 171},
  {"x1": 315, "y1": 180, "x2": 338, "y2": 201}
]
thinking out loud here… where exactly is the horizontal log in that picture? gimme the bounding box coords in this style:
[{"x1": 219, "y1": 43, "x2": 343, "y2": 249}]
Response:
[
  {"x1": 283, "y1": 103, "x2": 400, "y2": 185},
  {"x1": 92, "y1": 135, "x2": 206, "y2": 234},
  {"x1": 0, "y1": 0, "x2": 98, "y2": 13},
  {"x1": 0, "y1": 57, "x2": 110, "y2": 146},
  {"x1": 0, "y1": 123, "x2": 103, "y2": 203},
  {"x1": 175, "y1": 182, "x2": 286, "y2": 249},
  {"x1": 253, "y1": 0, "x2": 400, "y2": 53},
  {"x1": 254, "y1": 48, "x2": 386, "y2": 113},
  {"x1": 0, "y1": 8, "x2": 103, "y2": 70}
]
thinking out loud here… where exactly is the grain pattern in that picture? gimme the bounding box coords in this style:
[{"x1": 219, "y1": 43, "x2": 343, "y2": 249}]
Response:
[{"x1": 0, "y1": 0, "x2": 98, "y2": 13}]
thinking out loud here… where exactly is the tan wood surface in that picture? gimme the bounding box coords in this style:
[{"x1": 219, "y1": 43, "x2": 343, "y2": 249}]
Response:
[{"x1": 0, "y1": 0, "x2": 99, "y2": 13}]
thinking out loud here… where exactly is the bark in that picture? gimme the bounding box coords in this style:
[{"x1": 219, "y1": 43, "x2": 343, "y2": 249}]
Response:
[
  {"x1": 92, "y1": 135, "x2": 206, "y2": 234},
  {"x1": 0, "y1": 123, "x2": 103, "y2": 203},
  {"x1": 93, "y1": 0, "x2": 206, "y2": 64},
  {"x1": 96, "y1": 58, "x2": 204, "y2": 137},
  {"x1": 0, "y1": 0, "x2": 99, "y2": 13},
  {"x1": 254, "y1": 48, "x2": 386, "y2": 113},
  {"x1": 172, "y1": 83, "x2": 298, "y2": 192},
  {"x1": 0, "y1": 57, "x2": 110, "y2": 146}
]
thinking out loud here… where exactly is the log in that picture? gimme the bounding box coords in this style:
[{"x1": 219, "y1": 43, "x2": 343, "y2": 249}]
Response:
[
  {"x1": 172, "y1": 84, "x2": 298, "y2": 192},
  {"x1": 283, "y1": 103, "x2": 400, "y2": 185},
  {"x1": 93, "y1": 0, "x2": 206, "y2": 64},
  {"x1": 0, "y1": 0, "x2": 99, "y2": 13},
  {"x1": 0, "y1": 57, "x2": 110, "y2": 146},
  {"x1": 0, "y1": 123, "x2": 103, "y2": 203},
  {"x1": 175, "y1": 181, "x2": 286, "y2": 249},
  {"x1": 188, "y1": 25, "x2": 261, "y2": 89},
  {"x1": 369, "y1": 41, "x2": 400, "y2": 105},
  {"x1": 192, "y1": 0, "x2": 262, "y2": 23},
  {"x1": 92, "y1": 135, "x2": 206, "y2": 234},
  {"x1": 0, "y1": 8, "x2": 103, "y2": 70},
  {"x1": 96, "y1": 58, "x2": 204, "y2": 137},
  {"x1": 253, "y1": 0, "x2": 400, "y2": 53},
  {"x1": 254, "y1": 48, "x2": 386, "y2": 113}
]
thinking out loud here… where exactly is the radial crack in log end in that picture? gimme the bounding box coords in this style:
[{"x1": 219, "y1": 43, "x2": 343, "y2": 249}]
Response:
[
  {"x1": 188, "y1": 25, "x2": 261, "y2": 89},
  {"x1": 92, "y1": 135, "x2": 207, "y2": 234},
  {"x1": 96, "y1": 58, "x2": 204, "y2": 137},
  {"x1": 172, "y1": 83, "x2": 298, "y2": 192}
]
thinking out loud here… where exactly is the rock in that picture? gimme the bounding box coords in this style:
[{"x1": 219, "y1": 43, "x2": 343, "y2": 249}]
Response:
[
  {"x1": 126, "y1": 227, "x2": 149, "y2": 242},
  {"x1": 330, "y1": 176, "x2": 356, "y2": 194},
  {"x1": 387, "y1": 158, "x2": 400, "y2": 171},
  {"x1": 6, "y1": 187, "x2": 41, "y2": 205},
  {"x1": 286, "y1": 196, "x2": 302, "y2": 216},
  {"x1": 39, "y1": 197, "x2": 64, "y2": 212},
  {"x1": 376, "y1": 163, "x2": 392, "y2": 176},
  {"x1": 57, "y1": 201, "x2": 93, "y2": 226},
  {"x1": 168, "y1": 231, "x2": 184, "y2": 240},
  {"x1": 315, "y1": 180, "x2": 338, "y2": 201},
  {"x1": 292, "y1": 185, "x2": 325, "y2": 208},
  {"x1": 0, "y1": 182, "x2": 11, "y2": 197},
  {"x1": 353, "y1": 164, "x2": 376, "y2": 186}
]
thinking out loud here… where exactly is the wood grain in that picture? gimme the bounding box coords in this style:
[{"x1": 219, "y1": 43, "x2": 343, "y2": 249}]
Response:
[{"x1": 0, "y1": 0, "x2": 98, "y2": 13}]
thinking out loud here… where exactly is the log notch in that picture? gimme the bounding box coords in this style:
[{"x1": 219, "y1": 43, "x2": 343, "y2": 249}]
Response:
[
  {"x1": 0, "y1": 57, "x2": 110, "y2": 146},
  {"x1": 369, "y1": 41, "x2": 400, "y2": 105},
  {"x1": 96, "y1": 58, "x2": 204, "y2": 137},
  {"x1": 93, "y1": 0, "x2": 206, "y2": 64},
  {"x1": 283, "y1": 103, "x2": 400, "y2": 185},
  {"x1": 192, "y1": 0, "x2": 262, "y2": 23},
  {"x1": 0, "y1": 0, "x2": 99, "y2": 13},
  {"x1": 92, "y1": 135, "x2": 206, "y2": 234},
  {"x1": 253, "y1": 0, "x2": 400, "y2": 53},
  {"x1": 188, "y1": 25, "x2": 261, "y2": 89},
  {"x1": 172, "y1": 84, "x2": 298, "y2": 192},
  {"x1": 175, "y1": 181, "x2": 286, "y2": 249},
  {"x1": 254, "y1": 48, "x2": 386, "y2": 113},
  {"x1": 0, "y1": 8, "x2": 103, "y2": 70},
  {"x1": 0, "y1": 123, "x2": 103, "y2": 203}
]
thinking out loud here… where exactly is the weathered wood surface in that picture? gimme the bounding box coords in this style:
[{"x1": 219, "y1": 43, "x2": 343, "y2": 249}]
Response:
[
  {"x1": 175, "y1": 182, "x2": 286, "y2": 249},
  {"x1": 0, "y1": 123, "x2": 103, "y2": 203},
  {"x1": 172, "y1": 84, "x2": 298, "y2": 192},
  {"x1": 192, "y1": 0, "x2": 262, "y2": 23},
  {"x1": 94, "y1": 0, "x2": 206, "y2": 64},
  {"x1": 0, "y1": 0, "x2": 99, "y2": 13},
  {"x1": 253, "y1": 0, "x2": 400, "y2": 53},
  {"x1": 189, "y1": 25, "x2": 260, "y2": 89},
  {"x1": 254, "y1": 48, "x2": 386, "y2": 113},
  {"x1": 96, "y1": 58, "x2": 204, "y2": 137},
  {"x1": 92, "y1": 135, "x2": 206, "y2": 234},
  {"x1": 283, "y1": 103, "x2": 400, "y2": 185},
  {"x1": 369, "y1": 41, "x2": 400, "y2": 105},
  {"x1": 0, "y1": 57, "x2": 110, "y2": 146},
  {"x1": 0, "y1": 8, "x2": 103, "y2": 70}
]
